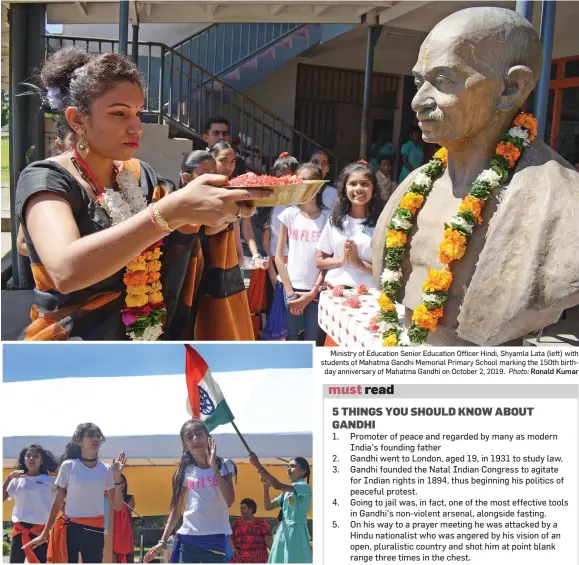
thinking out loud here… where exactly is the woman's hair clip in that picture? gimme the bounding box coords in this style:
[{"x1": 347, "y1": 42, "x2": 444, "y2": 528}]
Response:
[
  {"x1": 357, "y1": 159, "x2": 368, "y2": 165},
  {"x1": 46, "y1": 87, "x2": 64, "y2": 111},
  {"x1": 279, "y1": 152, "x2": 289, "y2": 158}
]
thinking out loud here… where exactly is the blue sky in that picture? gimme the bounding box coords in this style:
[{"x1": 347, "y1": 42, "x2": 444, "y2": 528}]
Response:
[{"x1": 2, "y1": 343, "x2": 312, "y2": 382}]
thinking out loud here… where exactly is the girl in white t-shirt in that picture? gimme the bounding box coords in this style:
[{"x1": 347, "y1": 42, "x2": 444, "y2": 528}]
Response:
[
  {"x1": 276, "y1": 162, "x2": 329, "y2": 342},
  {"x1": 23, "y1": 423, "x2": 126, "y2": 564},
  {"x1": 144, "y1": 420, "x2": 235, "y2": 564},
  {"x1": 261, "y1": 154, "x2": 300, "y2": 341},
  {"x1": 316, "y1": 161, "x2": 385, "y2": 290},
  {"x1": 310, "y1": 148, "x2": 338, "y2": 211},
  {"x1": 3, "y1": 443, "x2": 57, "y2": 564}
]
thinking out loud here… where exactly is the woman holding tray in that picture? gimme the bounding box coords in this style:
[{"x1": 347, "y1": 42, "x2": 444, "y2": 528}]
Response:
[{"x1": 16, "y1": 47, "x2": 267, "y2": 341}]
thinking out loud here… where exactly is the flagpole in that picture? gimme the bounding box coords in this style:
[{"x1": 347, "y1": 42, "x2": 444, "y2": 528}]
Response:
[{"x1": 230, "y1": 420, "x2": 253, "y2": 454}]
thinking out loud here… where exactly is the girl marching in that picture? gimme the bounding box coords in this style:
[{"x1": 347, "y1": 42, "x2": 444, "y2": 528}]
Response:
[{"x1": 144, "y1": 420, "x2": 235, "y2": 564}]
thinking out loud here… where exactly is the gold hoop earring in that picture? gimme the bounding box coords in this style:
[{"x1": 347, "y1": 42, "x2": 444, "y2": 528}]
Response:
[{"x1": 76, "y1": 129, "x2": 90, "y2": 159}]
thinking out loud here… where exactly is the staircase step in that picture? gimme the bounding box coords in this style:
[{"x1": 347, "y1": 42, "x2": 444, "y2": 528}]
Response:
[
  {"x1": 241, "y1": 58, "x2": 258, "y2": 70},
  {"x1": 223, "y1": 68, "x2": 241, "y2": 81},
  {"x1": 258, "y1": 47, "x2": 276, "y2": 60},
  {"x1": 293, "y1": 26, "x2": 309, "y2": 38},
  {"x1": 277, "y1": 37, "x2": 293, "y2": 49}
]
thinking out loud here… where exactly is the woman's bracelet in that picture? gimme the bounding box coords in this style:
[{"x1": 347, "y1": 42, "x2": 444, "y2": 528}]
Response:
[{"x1": 148, "y1": 203, "x2": 174, "y2": 234}]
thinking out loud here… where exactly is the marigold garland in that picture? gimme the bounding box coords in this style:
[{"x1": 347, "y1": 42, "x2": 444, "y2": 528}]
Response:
[
  {"x1": 438, "y1": 228, "x2": 467, "y2": 264},
  {"x1": 386, "y1": 229, "x2": 408, "y2": 248},
  {"x1": 121, "y1": 240, "x2": 166, "y2": 341},
  {"x1": 377, "y1": 113, "x2": 537, "y2": 346},
  {"x1": 71, "y1": 149, "x2": 167, "y2": 341},
  {"x1": 459, "y1": 195, "x2": 484, "y2": 224},
  {"x1": 399, "y1": 193, "x2": 425, "y2": 214},
  {"x1": 423, "y1": 269, "x2": 453, "y2": 293}
]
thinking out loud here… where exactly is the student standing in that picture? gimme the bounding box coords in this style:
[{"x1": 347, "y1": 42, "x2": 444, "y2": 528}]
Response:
[
  {"x1": 144, "y1": 420, "x2": 235, "y2": 564},
  {"x1": 316, "y1": 161, "x2": 384, "y2": 290},
  {"x1": 310, "y1": 149, "x2": 337, "y2": 210},
  {"x1": 112, "y1": 474, "x2": 136, "y2": 563},
  {"x1": 249, "y1": 454, "x2": 312, "y2": 564},
  {"x1": 276, "y1": 163, "x2": 329, "y2": 342},
  {"x1": 22, "y1": 423, "x2": 126, "y2": 564},
  {"x1": 3, "y1": 443, "x2": 57, "y2": 564}
]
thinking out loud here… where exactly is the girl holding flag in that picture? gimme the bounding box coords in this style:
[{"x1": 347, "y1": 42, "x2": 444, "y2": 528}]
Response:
[
  {"x1": 249, "y1": 454, "x2": 312, "y2": 564},
  {"x1": 143, "y1": 420, "x2": 235, "y2": 564},
  {"x1": 3, "y1": 443, "x2": 57, "y2": 563}
]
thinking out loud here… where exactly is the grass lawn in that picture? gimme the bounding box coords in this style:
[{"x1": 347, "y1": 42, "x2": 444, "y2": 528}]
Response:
[{"x1": 1, "y1": 137, "x2": 9, "y2": 185}]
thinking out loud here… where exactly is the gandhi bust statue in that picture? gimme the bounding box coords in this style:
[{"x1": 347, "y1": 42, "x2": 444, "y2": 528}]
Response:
[{"x1": 372, "y1": 7, "x2": 579, "y2": 346}]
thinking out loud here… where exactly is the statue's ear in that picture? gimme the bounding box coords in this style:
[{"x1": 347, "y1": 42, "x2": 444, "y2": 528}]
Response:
[{"x1": 497, "y1": 65, "x2": 535, "y2": 112}]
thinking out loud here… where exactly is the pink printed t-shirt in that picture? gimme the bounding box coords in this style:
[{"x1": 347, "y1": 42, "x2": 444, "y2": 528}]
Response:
[
  {"x1": 278, "y1": 207, "x2": 329, "y2": 290},
  {"x1": 178, "y1": 463, "x2": 233, "y2": 536}
]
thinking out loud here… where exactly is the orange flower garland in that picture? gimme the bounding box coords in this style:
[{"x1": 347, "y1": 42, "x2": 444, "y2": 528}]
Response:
[
  {"x1": 438, "y1": 228, "x2": 467, "y2": 264},
  {"x1": 412, "y1": 304, "x2": 444, "y2": 331},
  {"x1": 423, "y1": 269, "x2": 453, "y2": 293},
  {"x1": 495, "y1": 142, "x2": 521, "y2": 168},
  {"x1": 121, "y1": 239, "x2": 166, "y2": 340},
  {"x1": 378, "y1": 114, "x2": 538, "y2": 346},
  {"x1": 386, "y1": 229, "x2": 408, "y2": 248},
  {"x1": 459, "y1": 195, "x2": 484, "y2": 224},
  {"x1": 399, "y1": 193, "x2": 425, "y2": 214}
]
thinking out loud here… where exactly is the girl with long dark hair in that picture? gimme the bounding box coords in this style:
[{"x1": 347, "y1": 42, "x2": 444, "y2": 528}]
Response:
[
  {"x1": 22, "y1": 423, "x2": 126, "y2": 563},
  {"x1": 189, "y1": 142, "x2": 254, "y2": 341},
  {"x1": 249, "y1": 453, "x2": 312, "y2": 563},
  {"x1": 315, "y1": 161, "x2": 384, "y2": 290},
  {"x1": 179, "y1": 151, "x2": 217, "y2": 187},
  {"x1": 16, "y1": 47, "x2": 266, "y2": 341},
  {"x1": 275, "y1": 162, "x2": 329, "y2": 341},
  {"x1": 260, "y1": 154, "x2": 300, "y2": 341},
  {"x1": 112, "y1": 473, "x2": 135, "y2": 563},
  {"x1": 143, "y1": 420, "x2": 235, "y2": 564},
  {"x1": 3, "y1": 444, "x2": 57, "y2": 563}
]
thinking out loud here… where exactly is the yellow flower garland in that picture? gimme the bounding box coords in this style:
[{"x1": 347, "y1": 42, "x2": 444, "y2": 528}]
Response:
[{"x1": 378, "y1": 114, "x2": 538, "y2": 346}]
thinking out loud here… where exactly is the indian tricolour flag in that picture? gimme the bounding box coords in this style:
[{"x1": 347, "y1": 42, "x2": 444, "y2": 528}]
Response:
[{"x1": 185, "y1": 345, "x2": 235, "y2": 432}]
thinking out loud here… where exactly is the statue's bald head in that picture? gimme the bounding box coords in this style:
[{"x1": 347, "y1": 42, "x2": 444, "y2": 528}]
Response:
[
  {"x1": 424, "y1": 7, "x2": 542, "y2": 81},
  {"x1": 412, "y1": 7, "x2": 542, "y2": 148}
]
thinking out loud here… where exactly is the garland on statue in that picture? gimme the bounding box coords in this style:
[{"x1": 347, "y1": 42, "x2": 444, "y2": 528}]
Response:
[{"x1": 377, "y1": 113, "x2": 538, "y2": 346}]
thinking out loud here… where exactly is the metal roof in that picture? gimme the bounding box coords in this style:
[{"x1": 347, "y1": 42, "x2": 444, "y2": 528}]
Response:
[{"x1": 11, "y1": 1, "x2": 401, "y2": 25}]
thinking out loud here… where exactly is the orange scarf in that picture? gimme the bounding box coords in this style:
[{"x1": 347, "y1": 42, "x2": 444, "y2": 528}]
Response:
[
  {"x1": 12, "y1": 522, "x2": 45, "y2": 564},
  {"x1": 47, "y1": 515, "x2": 105, "y2": 564}
]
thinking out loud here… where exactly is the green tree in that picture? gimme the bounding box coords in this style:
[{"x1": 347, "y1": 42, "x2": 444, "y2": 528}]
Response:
[{"x1": 1, "y1": 90, "x2": 9, "y2": 128}]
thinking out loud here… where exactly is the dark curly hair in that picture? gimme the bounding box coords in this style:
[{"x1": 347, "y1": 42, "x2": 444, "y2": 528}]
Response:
[
  {"x1": 240, "y1": 498, "x2": 257, "y2": 514},
  {"x1": 331, "y1": 161, "x2": 383, "y2": 230},
  {"x1": 58, "y1": 423, "x2": 106, "y2": 467},
  {"x1": 40, "y1": 46, "x2": 144, "y2": 142},
  {"x1": 17, "y1": 443, "x2": 58, "y2": 475}
]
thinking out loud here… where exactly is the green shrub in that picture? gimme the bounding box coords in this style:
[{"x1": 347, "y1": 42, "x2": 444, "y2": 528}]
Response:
[{"x1": 3, "y1": 540, "x2": 10, "y2": 557}]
